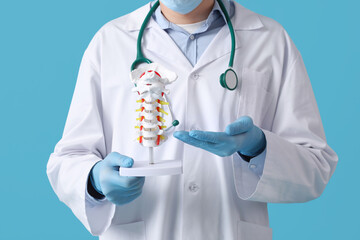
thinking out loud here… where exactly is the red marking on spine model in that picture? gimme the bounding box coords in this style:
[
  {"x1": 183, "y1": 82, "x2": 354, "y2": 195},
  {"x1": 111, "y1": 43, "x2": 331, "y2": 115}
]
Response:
[
  {"x1": 156, "y1": 135, "x2": 161, "y2": 145},
  {"x1": 146, "y1": 70, "x2": 161, "y2": 78},
  {"x1": 131, "y1": 64, "x2": 177, "y2": 147}
]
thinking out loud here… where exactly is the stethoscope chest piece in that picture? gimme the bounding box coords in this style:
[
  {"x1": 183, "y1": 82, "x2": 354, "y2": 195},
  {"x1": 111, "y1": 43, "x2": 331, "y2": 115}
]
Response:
[
  {"x1": 220, "y1": 68, "x2": 240, "y2": 91},
  {"x1": 133, "y1": 0, "x2": 240, "y2": 92}
]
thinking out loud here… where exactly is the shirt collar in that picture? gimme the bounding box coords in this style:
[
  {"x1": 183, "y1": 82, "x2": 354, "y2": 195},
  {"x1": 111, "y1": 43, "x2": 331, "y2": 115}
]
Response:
[
  {"x1": 124, "y1": 1, "x2": 264, "y2": 32},
  {"x1": 153, "y1": 0, "x2": 233, "y2": 32}
]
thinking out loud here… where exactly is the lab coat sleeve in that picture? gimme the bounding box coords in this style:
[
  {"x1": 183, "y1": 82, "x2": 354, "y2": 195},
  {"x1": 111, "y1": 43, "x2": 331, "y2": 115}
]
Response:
[
  {"x1": 233, "y1": 45, "x2": 338, "y2": 203},
  {"x1": 46, "y1": 29, "x2": 116, "y2": 235}
]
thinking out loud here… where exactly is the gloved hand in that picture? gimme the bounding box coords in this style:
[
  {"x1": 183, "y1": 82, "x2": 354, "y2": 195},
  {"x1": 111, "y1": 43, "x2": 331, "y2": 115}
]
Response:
[
  {"x1": 89, "y1": 152, "x2": 145, "y2": 205},
  {"x1": 173, "y1": 116, "x2": 266, "y2": 157}
]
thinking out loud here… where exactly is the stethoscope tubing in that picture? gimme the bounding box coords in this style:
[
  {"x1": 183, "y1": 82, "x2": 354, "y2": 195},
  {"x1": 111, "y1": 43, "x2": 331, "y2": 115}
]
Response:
[
  {"x1": 131, "y1": 1, "x2": 160, "y2": 71},
  {"x1": 131, "y1": 0, "x2": 235, "y2": 71},
  {"x1": 216, "y1": 0, "x2": 235, "y2": 68}
]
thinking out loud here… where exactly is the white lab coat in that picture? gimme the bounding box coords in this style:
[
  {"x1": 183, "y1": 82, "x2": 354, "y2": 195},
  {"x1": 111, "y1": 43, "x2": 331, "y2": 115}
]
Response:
[{"x1": 47, "y1": 2, "x2": 338, "y2": 240}]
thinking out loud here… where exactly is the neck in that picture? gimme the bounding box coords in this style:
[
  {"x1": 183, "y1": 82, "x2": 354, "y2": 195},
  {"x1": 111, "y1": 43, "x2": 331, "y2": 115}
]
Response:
[{"x1": 159, "y1": 0, "x2": 215, "y2": 24}]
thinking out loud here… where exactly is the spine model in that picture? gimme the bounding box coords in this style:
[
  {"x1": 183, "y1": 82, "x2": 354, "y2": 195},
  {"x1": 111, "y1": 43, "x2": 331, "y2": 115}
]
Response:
[{"x1": 130, "y1": 63, "x2": 177, "y2": 148}]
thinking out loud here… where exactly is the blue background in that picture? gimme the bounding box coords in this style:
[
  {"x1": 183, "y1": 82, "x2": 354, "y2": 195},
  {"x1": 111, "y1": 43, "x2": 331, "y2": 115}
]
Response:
[{"x1": 0, "y1": 0, "x2": 358, "y2": 239}]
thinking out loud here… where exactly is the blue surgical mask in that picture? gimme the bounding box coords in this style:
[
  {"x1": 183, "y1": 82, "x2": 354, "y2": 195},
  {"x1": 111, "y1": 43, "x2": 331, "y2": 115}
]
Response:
[{"x1": 160, "y1": 0, "x2": 203, "y2": 14}]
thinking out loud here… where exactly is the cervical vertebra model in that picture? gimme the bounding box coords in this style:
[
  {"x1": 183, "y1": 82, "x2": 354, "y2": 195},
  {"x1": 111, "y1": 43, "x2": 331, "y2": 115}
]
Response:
[{"x1": 130, "y1": 63, "x2": 177, "y2": 147}]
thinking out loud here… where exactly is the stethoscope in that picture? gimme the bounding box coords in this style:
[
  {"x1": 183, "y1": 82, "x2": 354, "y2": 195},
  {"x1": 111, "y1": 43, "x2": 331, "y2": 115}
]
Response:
[
  {"x1": 131, "y1": 0, "x2": 239, "y2": 91},
  {"x1": 131, "y1": 0, "x2": 239, "y2": 130}
]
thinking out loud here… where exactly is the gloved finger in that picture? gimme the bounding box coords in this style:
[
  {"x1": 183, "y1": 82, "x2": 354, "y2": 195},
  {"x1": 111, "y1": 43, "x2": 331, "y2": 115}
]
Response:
[
  {"x1": 113, "y1": 180, "x2": 145, "y2": 196},
  {"x1": 173, "y1": 131, "x2": 215, "y2": 151},
  {"x1": 120, "y1": 177, "x2": 145, "y2": 191},
  {"x1": 107, "y1": 152, "x2": 134, "y2": 168},
  {"x1": 122, "y1": 184, "x2": 144, "y2": 195},
  {"x1": 118, "y1": 176, "x2": 145, "y2": 190},
  {"x1": 188, "y1": 130, "x2": 222, "y2": 143},
  {"x1": 225, "y1": 116, "x2": 253, "y2": 136},
  {"x1": 106, "y1": 188, "x2": 143, "y2": 206},
  {"x1": 121, "y1": 191, "x2": 143, "y2": 204}
]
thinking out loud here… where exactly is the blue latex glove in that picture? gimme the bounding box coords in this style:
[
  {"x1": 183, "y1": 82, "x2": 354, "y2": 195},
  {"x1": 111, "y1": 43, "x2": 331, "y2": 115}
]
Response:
[
  {"x1": 173, "y1": 116, "x2": 266, "y2": 157},
  {"x1": 89, "y1": 152, "x2": 145, "y2": 205}
]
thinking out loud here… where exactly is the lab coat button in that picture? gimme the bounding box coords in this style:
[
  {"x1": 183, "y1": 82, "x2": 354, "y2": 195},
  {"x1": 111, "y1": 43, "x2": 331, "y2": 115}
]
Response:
[
  {"x1": 189, "y1": 34, "x2": 195, "y2": 40},
  {"x1": 249, "y1": 164, "x2": 257, "y2": 169},
  {"x1": 192, "y1": 74, "x2": 199, "y2": 80},
  {"x1": 189, "y1": 183, "x2": 199, "y2": 192}
]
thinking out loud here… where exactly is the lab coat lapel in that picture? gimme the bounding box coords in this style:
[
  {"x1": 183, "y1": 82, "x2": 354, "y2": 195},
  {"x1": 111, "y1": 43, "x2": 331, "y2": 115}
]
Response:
[
  {"x1": 192, "y1": 27, "x2": 241, "y2": 72},
  {"x1": 126, "y1": 3, "x2": 194, "y2": 71},
  {"x1": 192, "y1": 2, "x2": 264, "y2": 72},
  {"x1": 126, "y1": 1, "x2": 265, "y2": 72},
  {"x1": 144, "y1": 22, "x2": 194, "y2": 71}
]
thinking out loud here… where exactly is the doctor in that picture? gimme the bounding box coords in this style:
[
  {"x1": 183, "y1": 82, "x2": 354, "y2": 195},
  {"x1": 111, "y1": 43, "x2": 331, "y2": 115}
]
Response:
[{"x1": 47, "y1": 0, "x2": 338, "y2": 239}]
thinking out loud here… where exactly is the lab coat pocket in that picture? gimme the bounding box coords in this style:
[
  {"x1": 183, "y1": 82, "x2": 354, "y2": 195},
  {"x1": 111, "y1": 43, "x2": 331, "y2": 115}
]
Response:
[
  {"x1": 237, "y1": 220, "x2": 272, "y2": 240},
  {"x1": 239, "y1": 68, "x2": 275, "y2": 128},
  {"x1": 100, "y1": 221, "x2": 146, "y2": 240}
]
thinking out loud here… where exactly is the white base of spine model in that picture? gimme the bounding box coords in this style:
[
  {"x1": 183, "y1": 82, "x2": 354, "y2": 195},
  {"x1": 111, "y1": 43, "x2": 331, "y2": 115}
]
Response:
[
  {"x1": 119, "y1": 159, "x2": 182, "y2": 177},
  {"x1": 120, "y1": 63, "x2": 183, "y2": 176}
]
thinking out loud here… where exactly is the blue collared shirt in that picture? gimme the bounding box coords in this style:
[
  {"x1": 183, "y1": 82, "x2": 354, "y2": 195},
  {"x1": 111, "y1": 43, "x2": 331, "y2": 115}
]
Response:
[
  {"x1": 152, "y1": 0, "x2": 234, "y2": 67},
  {"x1": 151, "y1": 0, "x2": 266, "y2": 178}
]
